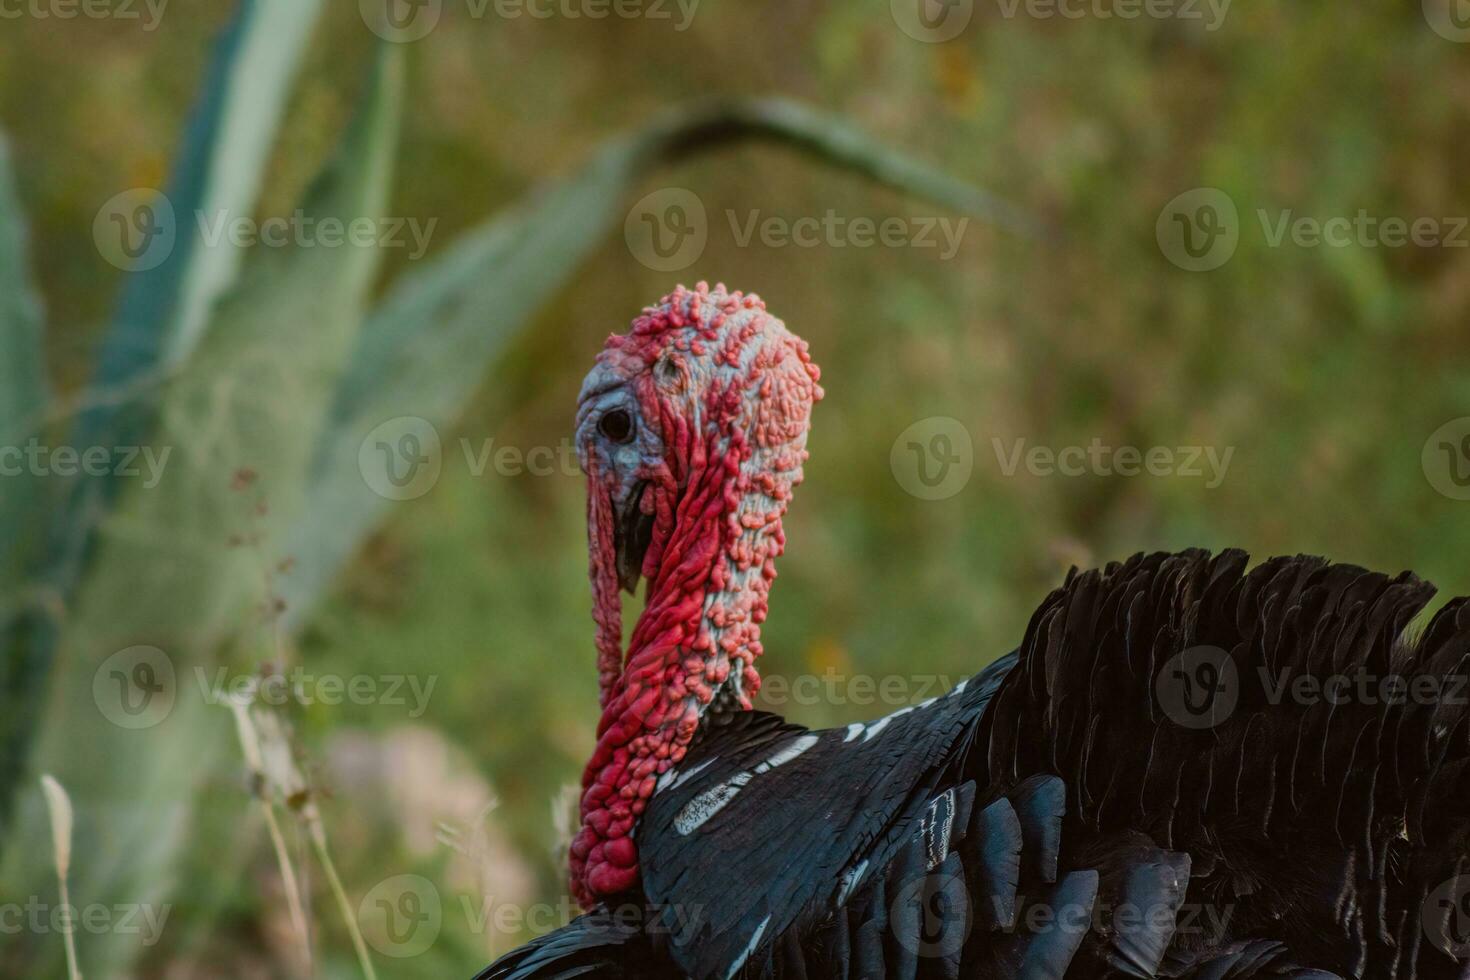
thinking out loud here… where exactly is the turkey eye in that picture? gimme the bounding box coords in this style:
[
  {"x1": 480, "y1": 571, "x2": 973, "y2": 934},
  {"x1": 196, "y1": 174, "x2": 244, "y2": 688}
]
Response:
[{"x1": 599, "y1": 409, "x2": 634, "y2": 443}]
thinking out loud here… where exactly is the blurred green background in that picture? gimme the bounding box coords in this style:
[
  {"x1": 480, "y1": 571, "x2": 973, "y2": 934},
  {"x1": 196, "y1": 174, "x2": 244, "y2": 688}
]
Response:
[{"x1": 1, "y1": 1, "x2": 1469, "y2": 977}]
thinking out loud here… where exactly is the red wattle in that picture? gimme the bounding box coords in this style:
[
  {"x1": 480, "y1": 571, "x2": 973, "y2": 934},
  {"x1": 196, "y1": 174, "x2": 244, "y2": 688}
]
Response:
[{"x1": 571, "y1": 283, "x2": 823, "y2": 907}]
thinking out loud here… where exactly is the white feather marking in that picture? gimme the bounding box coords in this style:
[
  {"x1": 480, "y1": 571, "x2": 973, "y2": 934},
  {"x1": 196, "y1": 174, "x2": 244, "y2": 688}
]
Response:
[
  {"x1": 836, "y1": 858, "x2": 870, "y2": 906},
  {"x1": 725, "y1": 915, "x2": 770, "y2": 979},
  {"x1": 922, "y1": 790, "x2": 956, "y2": 869},
  {"x1": 860, "y1": 718, "x2": 890, "y2": 742},
  {"x1": 951, "y1": 678, "x2": 968, "y2": 696},
  {"x1": 861, "y1": 705, "x2": 915, "y2": 743},
  {"x1": 674, "y1": 772, "x2": 752, "y2": 834},
  {"x1": 657, "y1": 757, "x2": 716, "y2": 794},
  {"x1": 844, "y1": 723, "x2": 865, "y2": 742},
  {"x1": 763, "y1": 733, "x2": 819, "y2": 768}
]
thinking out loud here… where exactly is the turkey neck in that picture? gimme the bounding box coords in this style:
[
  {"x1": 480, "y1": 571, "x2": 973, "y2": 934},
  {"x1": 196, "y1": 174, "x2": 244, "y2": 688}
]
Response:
[{"x1": 574, "y1": 413, "x2": 788, "y2": 903}]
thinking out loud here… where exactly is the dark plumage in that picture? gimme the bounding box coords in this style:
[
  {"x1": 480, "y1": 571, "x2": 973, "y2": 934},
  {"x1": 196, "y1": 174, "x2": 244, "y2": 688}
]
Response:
[
  {"x1": 982, "y1": 549, "x2": 1470, "y2": 979},
  {"x1": 481, "y1": 549, "x2": 1470, "y2": 979}
]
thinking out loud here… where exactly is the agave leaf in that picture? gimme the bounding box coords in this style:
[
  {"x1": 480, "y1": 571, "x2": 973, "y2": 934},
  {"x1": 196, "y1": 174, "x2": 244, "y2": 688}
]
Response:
[
  {"x1": 0, "y1": 0, "x2": 325, "y2": 832},
  {"x1": 102, "y1": 0, "x2": 325, "y2": 377},
  {"x1": 0, "y1": 133, "x2": 48, "y2": 598},
  {"x1": 158, "y1": 0, "x2": 327, "y2": 366},
  {"x1": 55, "y1": 0, "x2": 324, "y2": 595},
  {"x1": 0, "y1": 45, "x2": 404, "y2": 978},
  {"x1": 72, "y1": 43, "x2": 405, "y2": 647},
  {"x1": 0, "y1": 133, "x2": 51, "y2": 830},
  {"x1": 283, "y1": 96, "x2": 1034, "y2": 627}
]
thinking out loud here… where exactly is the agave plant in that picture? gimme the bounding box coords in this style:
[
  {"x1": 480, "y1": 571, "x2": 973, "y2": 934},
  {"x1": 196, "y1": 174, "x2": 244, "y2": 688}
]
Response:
[{"x1": 0, "y1": 1, "x2": 1022, "y2": 974}]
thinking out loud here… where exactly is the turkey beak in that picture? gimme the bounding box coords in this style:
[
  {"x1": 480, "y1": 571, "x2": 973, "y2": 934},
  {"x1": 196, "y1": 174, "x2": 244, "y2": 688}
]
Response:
[{"x1": 614, "y1": 481, "x2": 654, "y2": 594}]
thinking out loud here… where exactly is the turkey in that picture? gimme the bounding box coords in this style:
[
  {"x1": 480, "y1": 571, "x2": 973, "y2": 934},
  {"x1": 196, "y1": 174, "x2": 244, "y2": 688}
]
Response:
[{"x1": 477, "y1": 282, "x2": 1470, "y2": 979}]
